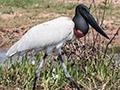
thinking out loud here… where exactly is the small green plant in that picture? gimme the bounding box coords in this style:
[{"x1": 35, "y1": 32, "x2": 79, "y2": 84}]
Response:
[{"x1": 2, "y1": 9, "x2": 14, "y2": 14}]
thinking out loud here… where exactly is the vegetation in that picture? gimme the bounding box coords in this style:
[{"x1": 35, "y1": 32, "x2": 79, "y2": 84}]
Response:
[
  {"x1": 0, "y1": 0, "x2": 120, "y2": 90},
  {"x1": 0, "y1": 50, "x2": 119, "y2": 90}
]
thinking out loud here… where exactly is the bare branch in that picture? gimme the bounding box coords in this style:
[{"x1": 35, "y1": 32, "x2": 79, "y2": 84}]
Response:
[
  {"x1": 100, "y1": 0, "x2": 108, "y2": 26},
  {"x1": 103, "y1": 27, "x2": 120, "y2": 58}
]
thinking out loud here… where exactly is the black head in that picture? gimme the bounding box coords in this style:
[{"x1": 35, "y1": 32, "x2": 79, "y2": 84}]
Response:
[
  {"x1": 73, "y1": 4, "x2": 109, "y2": 39},
  {"x1": 77, "y1": 4, "x2": 90, "y2": 14}
]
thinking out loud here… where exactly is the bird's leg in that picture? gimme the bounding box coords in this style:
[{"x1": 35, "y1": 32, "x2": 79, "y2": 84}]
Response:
[
  {"x1": 58, "y1": 54, "x2": 81, "y2": 90},
  {"x1": 33, "y1": 53, "x2": 47, "y2": 90}
]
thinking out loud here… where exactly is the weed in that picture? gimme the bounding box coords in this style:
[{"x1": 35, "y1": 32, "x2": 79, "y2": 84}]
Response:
[{"x1": 2, "y1": 9, "x2": 14, "y2": 14}]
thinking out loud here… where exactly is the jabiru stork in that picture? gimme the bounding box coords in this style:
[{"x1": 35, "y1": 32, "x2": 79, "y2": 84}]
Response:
[{"x1": 6, "y1": 4, "x2": 109, "y2": 90}]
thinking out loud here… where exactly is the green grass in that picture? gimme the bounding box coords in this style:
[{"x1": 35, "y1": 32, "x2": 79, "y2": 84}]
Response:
[
  {"x1": 0, "y1": 0, "x2": 42, "y2": 7},
  {"x1": 0, "y1": 0, "x2": 77, "y2": 10},
  {"x1": 0, "y1": 53, "x2": 119, "y2": 90}
]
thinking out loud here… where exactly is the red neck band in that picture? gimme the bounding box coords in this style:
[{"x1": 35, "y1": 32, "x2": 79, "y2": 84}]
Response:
[{"x1": 74, "y1": 28, "x2": 84, "y2": 38}]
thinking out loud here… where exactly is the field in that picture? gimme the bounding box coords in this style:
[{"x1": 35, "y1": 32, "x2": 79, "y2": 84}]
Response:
[{"x1": 0, "y1": 0, "x2": 120, "y2": 90}]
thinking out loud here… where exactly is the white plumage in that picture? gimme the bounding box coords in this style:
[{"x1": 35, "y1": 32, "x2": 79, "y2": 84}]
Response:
[{"x1": 6, "y1": 17, "x2": 76, "y2": 57}]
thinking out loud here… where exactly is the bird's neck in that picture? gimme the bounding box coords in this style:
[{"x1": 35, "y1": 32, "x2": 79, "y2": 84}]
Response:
[{"x1": 73, "y1": 13, "x2": 89, "y2": 38}]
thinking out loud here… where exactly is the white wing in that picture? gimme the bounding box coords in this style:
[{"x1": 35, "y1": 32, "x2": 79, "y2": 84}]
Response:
[{"x1": 6, "y1": 17, "x2": 75, "y2": 57}]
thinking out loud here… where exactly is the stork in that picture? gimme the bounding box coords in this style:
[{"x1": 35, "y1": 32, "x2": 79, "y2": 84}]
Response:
[{"x1": 6, "y1": 4, "x2": 109, "y2": 90}]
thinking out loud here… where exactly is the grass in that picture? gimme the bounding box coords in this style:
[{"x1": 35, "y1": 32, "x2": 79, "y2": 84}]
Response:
[
  {"x1": 0, "y1": 52, "x2": 119, "y2": 90},
  {"x1": 0, "y1": 0, "x2": 120, "y2": 90},
  {"x1": 0, "y1": 0, "x2": 42, "y2": 7}
]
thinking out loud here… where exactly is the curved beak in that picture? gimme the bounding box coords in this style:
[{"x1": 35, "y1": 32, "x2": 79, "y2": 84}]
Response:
[{"x1": 81, "y1": 10, "x2": 109, "y2": 39}]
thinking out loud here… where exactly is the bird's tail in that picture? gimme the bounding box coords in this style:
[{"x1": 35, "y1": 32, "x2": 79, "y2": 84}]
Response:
[{"x1": 6, "y1": 42, "x2": 19, "y2": 57}]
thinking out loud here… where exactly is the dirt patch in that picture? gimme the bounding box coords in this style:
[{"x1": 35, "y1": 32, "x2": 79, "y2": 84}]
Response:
[
  {"x1": 0, "y1": 25, "x2": 29, "y2": 48},
  {"x1": 0, "y1": 11, "x2": 23, "y2": 20},
  {"x1": 37, "y1": 13, "x2": 66, "y2": 19}
]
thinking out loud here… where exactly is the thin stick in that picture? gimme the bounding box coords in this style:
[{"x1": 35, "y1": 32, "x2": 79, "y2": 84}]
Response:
[
  {"x1": 103, "y1": 27, "x2": 120, "y2": 58},
  {"x1": 100, "y1": 0, "x2": 108, "y2": 26},
  {"x1": 89, "y1": 0, "x2": 94, "y2": 10}
]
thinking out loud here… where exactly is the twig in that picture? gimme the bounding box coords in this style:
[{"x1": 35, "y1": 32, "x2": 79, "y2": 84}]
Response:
[
  {"x1": 93, "y1": 0, "x2": 99, "y2": 23},
  {"x1": 100, "y1": 0, "x2": 108, "y2": 26},
  {"x1": 89, "y1": 0, "x2": 94, "y2": 10},
  {"x1": 103, "y1": 27, "x2": 120, "y2": 58}
]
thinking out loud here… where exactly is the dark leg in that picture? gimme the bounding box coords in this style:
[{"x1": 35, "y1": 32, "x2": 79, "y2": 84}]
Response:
[
  {"x1": 59, "y1": 54, "x2": 81, "y2": 90},
  {"x1": 33, "y1": 53, "x2": 47, "y2": 90}
]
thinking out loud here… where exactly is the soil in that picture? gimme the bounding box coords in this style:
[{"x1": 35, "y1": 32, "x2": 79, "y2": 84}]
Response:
[{"x1": 0, "y1": 0, "x2": 120, "y2": 49}]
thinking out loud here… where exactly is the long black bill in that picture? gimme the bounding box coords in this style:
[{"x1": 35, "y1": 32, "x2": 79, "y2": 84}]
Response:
[{"x1": 81, "y1": 10, "x2": 109, "y2": 39}]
